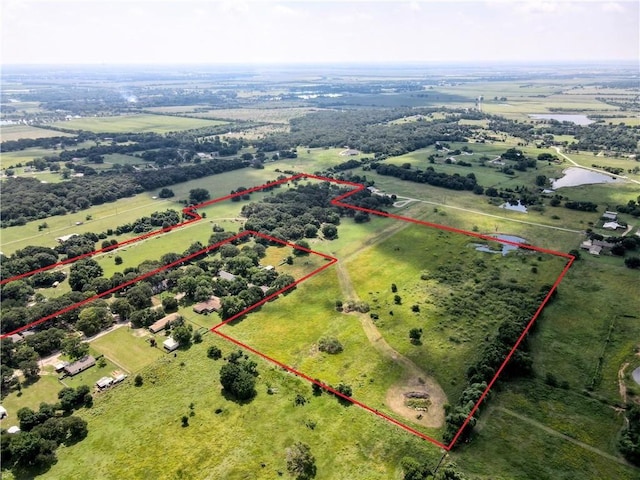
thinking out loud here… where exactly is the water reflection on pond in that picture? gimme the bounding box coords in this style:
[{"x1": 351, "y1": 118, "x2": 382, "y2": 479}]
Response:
[
  {"x1": 471, "y1": 234, "x2": 527, "y2": 256},
  {"x1": 552, "y1": 167, "x2": 620, "y2": 189}
]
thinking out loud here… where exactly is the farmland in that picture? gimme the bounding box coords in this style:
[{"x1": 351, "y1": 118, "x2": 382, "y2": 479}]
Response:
[
  {"x1": 1, "y1": 63, "x2": 639, "y2": 480},
  {"x1": 51, "y1": 114, "x2": 228, "y2": 133}
]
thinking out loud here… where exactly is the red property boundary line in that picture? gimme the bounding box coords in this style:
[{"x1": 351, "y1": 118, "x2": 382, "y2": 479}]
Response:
[{"x1": 0, "y1": 173, "x2": 575, "y2": 451}]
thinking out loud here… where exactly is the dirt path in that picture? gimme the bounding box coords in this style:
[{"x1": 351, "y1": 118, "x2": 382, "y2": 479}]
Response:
[
  {"x1": 497, "y1": 407, "x2": 634, "y2": 467},
  {"x1": 335, "y1": 261, "x2": 447, "y2": 428}
]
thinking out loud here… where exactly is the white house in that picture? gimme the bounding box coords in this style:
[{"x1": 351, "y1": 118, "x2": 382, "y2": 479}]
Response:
[{"x1": 163, "y1": 337, "x2": 179, "y2": 352}]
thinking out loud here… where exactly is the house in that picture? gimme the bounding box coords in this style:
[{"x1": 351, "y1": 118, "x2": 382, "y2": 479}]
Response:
[
  {"x1": 602, "y1": 211, "x2": 618, "y2": 221},
  {"x1": 603, "y1": 221, "x2": 623, "y2": 230},
  {"x1": 0, "y1": 406, "x2": 7, "y2": 419},
  {"x1": 163, "y1": 337, "x2": 179, "y2": 352},
  {"x1": 56, "y1": 233, "x2": 78, "y2": 243},
  {"x1": 64, "y1": 356, "x2": 96, "y2": 376},
  {"x1": 193, "y1": 296, "x2": 222, "y2": 314},
  {"x1": 96, "y1": 376, "x2": 113, "y2": 389},
  {"x1": 218, "y1": 270, "x2": 236, "y2": 281},
  {"x1": 8, "y1": 334, "x2": 23, "y2": 343},
  {"x1": 148, "y1": 312, "x2": 180, "y2": 334},
  {"x1": 589, "y1": 245, "x2": 603, "y2": 255}
]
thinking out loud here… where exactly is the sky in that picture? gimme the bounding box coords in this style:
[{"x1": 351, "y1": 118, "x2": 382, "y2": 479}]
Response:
[{"x1": 1, "y1": 0, "x2": 638, "y2": 65}]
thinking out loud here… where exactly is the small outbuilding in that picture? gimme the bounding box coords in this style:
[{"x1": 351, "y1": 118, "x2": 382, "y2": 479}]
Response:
[
  {"x1": 96, "y1": 376, "x2": 114, "y2": 389},
  {"x1": 163, "y1": 337, "x2": 180, "y2": 352},
  {"x1": 218, "y1": 270, "x2": 236, "y2": 282},
  {"x1": 54, "y1": 361, "x2": 70, "y2": 373},
  {"x1": 7, "y1": 426, "x2": 20, "y2": 434},
  {"x1": 0, "y1": 406, "x2": 7, "y2": 419},
  {"x1": 602, "y1": 211, "x2": 618, "y2": 221}
]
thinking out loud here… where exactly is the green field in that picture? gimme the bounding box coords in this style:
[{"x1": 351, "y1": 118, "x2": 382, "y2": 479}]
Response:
[
  {"x1": 91, "y1": 327, "x2": 163, "y2": 373},
  {"x1": 0, "y1": 125, "x2": 72, "y2": 142},
  {"x1": 51, "y1": 114, "x2": 228, "y2": 133},
  {"x1": 38, "y1": 335, "x2": 444, "y2": 479}
]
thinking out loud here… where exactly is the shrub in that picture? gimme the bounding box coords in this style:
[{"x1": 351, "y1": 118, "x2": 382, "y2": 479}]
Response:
[{"x1": 318, "y1": 337, "x2": 343, "y2": 354}]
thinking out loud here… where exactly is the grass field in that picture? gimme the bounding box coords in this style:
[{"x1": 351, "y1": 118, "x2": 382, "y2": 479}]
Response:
[
  {"x1": 51, "y1": 114, "x2": 228, "y2": 134},
  {"x1": 91, "y1": 327, "x2": 163, "y2": 373},
  {"x1": 0, "y1": 374, "x2": 62, "y2": 425},
  {"x1": 191, "y1": 107, "x2": 319, "y2": 123},
  {"x1": 0, "y1": 125, "x2": 72, "y2": 142},
  {"x1": 38, "y1": 335, "x2": 444, "y2": 479}
]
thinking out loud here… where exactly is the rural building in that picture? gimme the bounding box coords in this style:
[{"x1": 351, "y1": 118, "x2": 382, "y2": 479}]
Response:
[
  {"x1": 163, "y1": 337, "x2": 179, "y2": 352},
  {"x1": 0, "y1": 406, "x2": 7, "y2": 419},
  {"x1": 148, "y1": 312, "x2": 180, "y2": 334},
  {"x1": 8, "y1": 334, "x2": 22, "y2": 343},
  {"x1": 603, "y1": 221, "x2": 623, "y2": 230},
  {"x1": 113, "y1": 374, "x2": 127, "y2": 384},
  {"x1": 602, "y1": 211, "x2": 618, "y2": 221},
  {"x1": 54, "y1": 361, "x2": 70, "y2": 373},
  {"x1": 96, "y1": 376, "x2": 114, "y2": 389},
  {"x1": 56, "y1": 233, "x2": 78, "y2": 243},
  {"x1": 218, "y1": 270, "x2": 236, "y2": 281},
  {"x1": 7, "y1": 426, "x2": 20, "y2": 434},
  {"x1": 64, "y1": 356, "x2": 96, "y2": 376},
  {"x1": 193, "y1": 296, "x2": 222, "y2": 314}
]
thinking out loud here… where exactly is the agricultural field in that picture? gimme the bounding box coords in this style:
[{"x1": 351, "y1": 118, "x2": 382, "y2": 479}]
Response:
[
  {"x1": 51, "y1": 114, "x2": 228, "y2": 133},
  {"x1": 190, "y1": 107, "x2": 321, "y2": 123},
  {"x1": 0, "y1": 125, "x2": 72, "y2": 142}
]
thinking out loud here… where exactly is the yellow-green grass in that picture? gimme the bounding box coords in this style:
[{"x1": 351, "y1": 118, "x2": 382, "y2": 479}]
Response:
[
  {"x1": 91, "y1": 327, "x2": 163, "y2": 373},
  {"x1": 0, "y1": 374, "x2": 63, "y2": 425},
  {"x1": 0, "y1": 125, "x2": 72, "y2": 142},
  {"x1": 41, "y1": 335, "x2": 444, "y2": 479},
  {"x1": 455, "y1": 405, "x2": 638, "y2": 480},
  {"x1": 343, "y1": 223, "x2": 568, "y2": 401},
  {"x1": 144, "y1": 105, "x2": 211, "y2": 114},
  {"x1": 51, "y1": 114, "x2": 228, "y2": 134},
  {"x1": 0, "y1": 147, "x2": 61, "y2": 169},
  {"x1": 102, "y1": 153, "x2": 146, "y2": 166},
  {"x1": 529, "y1": 259, "x2": 640, "y2": 404}
]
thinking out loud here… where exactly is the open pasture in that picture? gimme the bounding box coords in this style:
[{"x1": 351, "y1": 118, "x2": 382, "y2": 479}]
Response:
[
  {"x1": 91, "y1": 327, "x2": 163, "y2": 373},
  {"x1": 191, "y1": 107, "x2": 319, "y2": 124},
  {"x1": 0, "y1": 125, "x2": 72, "y2": 142},
  {"x1": 51, "y1": 114, "x2": 228, "y2": 134}
]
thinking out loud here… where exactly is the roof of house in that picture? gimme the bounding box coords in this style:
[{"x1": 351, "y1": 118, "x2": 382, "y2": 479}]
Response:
[
  {"x1": 602, "y1": 211, "x2": 618, "y2": 220},
  {"x1": 193, "y1": 296, "x2": 221, "y2": 313},
  {"x1": 96, "y1": 376, "x2": 113, "y2": 388},
  {"x1": 56, "y1": 233, "x2": 78, "y2": 243},
  {"x1": 218, "y1": 270, "x2": 236, "y2": 281},
  {"x1": 64, "y1": 355, "x2": 96, "y2": 376},
  {"x1": 148, "y1": 312, "x2": 180, "y2": 333},
  {"x1": 163, "y1": 337, "x2": 179, "y2": 350},
  {"x1": 603, "y1": 221, "x2": 622, "y2": 230},
  {"x1": 589, "y1": 245, "x2": 603, "y2": 255},
  {"x1": 9, "y1": 334, "x2": 23, "y2": 343}
]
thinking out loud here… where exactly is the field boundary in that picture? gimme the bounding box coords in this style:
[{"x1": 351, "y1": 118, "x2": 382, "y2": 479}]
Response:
[{"x1": 0, "y1": 173, "x2": 575, "y2": 450}]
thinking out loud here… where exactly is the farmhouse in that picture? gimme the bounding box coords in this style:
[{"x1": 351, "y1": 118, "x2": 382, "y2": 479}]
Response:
[
  {"x1": 64, "y1": 356, "x2": 96, "y2": 376},
  {"x1": 193, "y1": 296, "x2": 221, "y2": 314},
  {"x1": 603, "y1": 221, "x2": 623, "y2": 230},
  {"x1": 163, "y1": 337, "x2": 179, "y2": 352},
  {"x1": 56, "y1": 233, "x2": 78, "y2": 243},
  {"x1": 218, "y1": 270, "x2": 236, "y2": 281},
  {"x1": 149, "y1": 312, "x2": 180, "y2": 334}
]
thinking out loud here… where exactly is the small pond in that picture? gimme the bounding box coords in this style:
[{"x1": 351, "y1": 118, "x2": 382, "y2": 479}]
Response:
[
  {"x1": 633, "y1": 367, "x2": 640, "y2": 386},
  {"x1": 529, "y1": 114, "x2": 593, "y2": 125},
  {"x1": 471, "y1": 234, "x2": 527, "y2": 256},
  {"x1": 500, "y1": 200, "x2": 528, "y2": 213},
  {"x1": 551, "y1": 167, "x2": 621, "y2": 189}
]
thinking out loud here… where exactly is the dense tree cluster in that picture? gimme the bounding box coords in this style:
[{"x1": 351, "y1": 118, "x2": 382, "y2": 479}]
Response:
[
  {"x1": 372, "y1": 163, "x2": 479, "y2": 191},
  {"x1": 219, "y1": 350, "x2": 258, "y2": 400}
]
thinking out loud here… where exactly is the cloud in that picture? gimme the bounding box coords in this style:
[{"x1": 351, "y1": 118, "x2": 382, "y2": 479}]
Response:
[{"x1": 601, "y1": 2, "x2": 625, "y2": 13}]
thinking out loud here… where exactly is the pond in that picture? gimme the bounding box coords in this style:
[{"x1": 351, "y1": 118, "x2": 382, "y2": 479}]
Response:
[
  {"x1": 551, "y1": 167, "x2": 621, "y2": 189},
  {"x1": 471, "y1": 234, "x2": 527, "y2": 256},
  {"x1": 500, "y1": 200, "x2": 527, "y2": 213},
  {"x1": 529, "y1": 114, "x2": 593, "y2": 125},
  {"x1": 633, "y1": 367, "x2": 640, "y2": 386}
]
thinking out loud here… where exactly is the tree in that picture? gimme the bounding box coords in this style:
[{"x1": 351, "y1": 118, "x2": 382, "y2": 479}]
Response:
[
  {"x1": 172, "y1": 324, "x2": 192, "y2": 346},
  {"x1": 401, "y1": 456, "x2": 432, "y2": 480},
  {"x1": 219, "y1": 362, "x2": 256, "y2": 400},
  {"x1": 68, "y1": 259, "x2": 103, "y2": 292},
  {"x1": 114, "y1": 256, "x2": 123, "y2": 265},
  {"x1": 624, "y1": 256, "x2": 640, "y2": 269},
  {"x1": 158, "y1": 187, "x2": 175, "y2": 198},
  {"x1": 76, "y1": 306, "x2": 111, "y2": 337},
  {"x1": 409, "y1": 328, "x2": 423, "y2": 344},
  {"x1": 321, "y1": 224, "x2": 338, "y2": 240},
  {"x1": 207, "y1": 345, "x2": 222, "y2": 360},
  {"x1": 134, "y1": 374, "x2": 143, "y2": 387},
  {"x1": 110, "y1": 298, "x2": 133, "y2": 320},
  {"x1": 286, "y1": 442, "x2": 317, "y2": 480},
  {"x1": 189, "y1": 188, "x2": 210, "y2": 204},
  {"x1": 61, "y1": 336, "x2": 89, "y2": 361},
  {"x1": 125, "y1": 283, "x2": 153, "y2": 310}
]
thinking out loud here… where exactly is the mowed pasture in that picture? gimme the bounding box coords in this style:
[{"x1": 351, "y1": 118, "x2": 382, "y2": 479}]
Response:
[
  {"x1": 0, "y1": 124, "x2": 72, "y2": 142},
  {"x1": 51, "y1": 114, "x2": 228, "y2": 133},
  {"x1": 191, "y1": 107, "x2": 321, "y2": 124},
  {"x1": 91, "y1": 327, "x2": 163, "y2": 373},
  {"x1": 41, "y1": 335, "x2": 444, "y2": 479}
]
